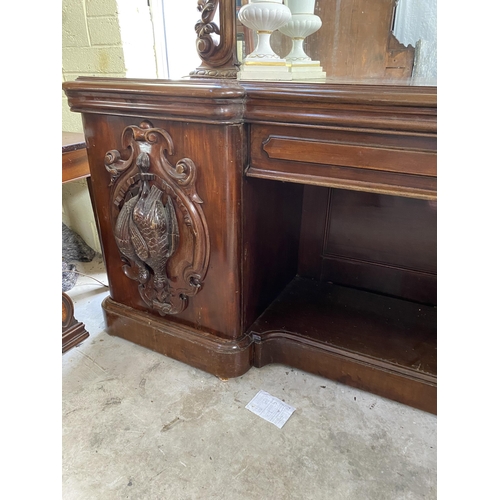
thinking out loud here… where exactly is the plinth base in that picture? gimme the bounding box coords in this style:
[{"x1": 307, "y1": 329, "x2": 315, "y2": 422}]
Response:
[
  {"x1": 238, "y1": 63, "x2": 293, "y2": 81},
  {"x1": 62, "y1": 322, "x2": 90, "y2": 353},
  {"x1": 102, "y1": 297, "x2": 254, "y2": 379},
  {"x1": 289, "y1": 62, "x2": 326, "y2": 80}
]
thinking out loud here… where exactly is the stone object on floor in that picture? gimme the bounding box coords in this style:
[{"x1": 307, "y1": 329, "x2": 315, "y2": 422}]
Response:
[
  {"x1": 62, "y1": 222, "x2": 96, "y2": 262},
  {"x1": 62, "y1": 260, "x2": 78, "y2": 292}
]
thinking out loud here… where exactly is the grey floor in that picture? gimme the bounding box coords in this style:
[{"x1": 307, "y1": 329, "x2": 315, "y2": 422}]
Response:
[{"x1": 62, "y1": 257, "x2": 437, "y2": 500}]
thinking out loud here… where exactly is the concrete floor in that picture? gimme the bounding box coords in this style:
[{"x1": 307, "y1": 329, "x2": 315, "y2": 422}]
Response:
[{"x1": 62, "y1": 257, "x2": 437, "y2": 500}]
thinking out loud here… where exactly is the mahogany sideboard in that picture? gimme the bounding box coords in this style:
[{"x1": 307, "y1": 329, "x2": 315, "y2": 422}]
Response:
[{"x1": 63, "y1": 77, "x2": 437, "y2": 413}]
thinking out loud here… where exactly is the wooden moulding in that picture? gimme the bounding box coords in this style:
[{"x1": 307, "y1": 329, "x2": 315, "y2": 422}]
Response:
[
  {"x1": 242, "y1": 81, "x2": 437, "y2": 107},
  {"x1": 62, "y1": 292, "x2": 90, "y2": 353},
  {"x1": 242, "y1": 83, "x2": 437, "y2": 200},
  {"x1": 262, "y1": 137, "x2": 436, "y2": 177},
  {"x1": 62, "y1": 322, "x2": 90, "y2": 354},
  {"x1": 63, "y1": 78, "x2": 245, "y2": 125},
  {"x1": 102, "y1": 297, "x2": 253, "y2": 379},
  {"x1": 249, "y1": 277, "x2": 437, "y2": 414},
  {"x1": 247, "y1": 122, "x2": 437, "y2": 200},
  {"x1": 253, "y1": 336, "x2": 437, "y2": 414},
  {"x1": 242, "y1": 81, "x2": 437, "y2": 134}
]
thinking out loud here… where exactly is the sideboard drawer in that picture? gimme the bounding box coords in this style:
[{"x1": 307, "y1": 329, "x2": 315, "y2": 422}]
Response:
[{"x1": 247, "y1": 125, "x2": 437, "y2": 199}]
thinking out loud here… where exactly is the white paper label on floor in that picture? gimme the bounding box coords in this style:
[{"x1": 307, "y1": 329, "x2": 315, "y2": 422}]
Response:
[{"x1": 245, "y1": 390, "x2": 296, "y2": 429}]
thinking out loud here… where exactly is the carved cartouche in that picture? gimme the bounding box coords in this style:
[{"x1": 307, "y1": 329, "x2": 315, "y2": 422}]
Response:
[{"x1": 106, "y1": 121, "x2": 210, "y2": 316}]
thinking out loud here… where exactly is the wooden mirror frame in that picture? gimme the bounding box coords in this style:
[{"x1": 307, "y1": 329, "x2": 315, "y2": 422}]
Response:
[{"x1": 191, "y1": 0, "x2": 240, "y2": 78}]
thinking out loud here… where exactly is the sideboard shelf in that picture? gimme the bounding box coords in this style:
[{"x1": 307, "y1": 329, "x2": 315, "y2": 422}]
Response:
[{"x1": 249, "y1": 276, "x2": 436, "y2": 413}]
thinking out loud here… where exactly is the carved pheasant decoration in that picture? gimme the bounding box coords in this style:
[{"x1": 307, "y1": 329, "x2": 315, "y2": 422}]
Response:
[
  {"x1": 106, "y1": 120, "x2": 209, "y2": 316},
  {"x1": 113, "y1": 152, "x2": 179, "y2": 299}
]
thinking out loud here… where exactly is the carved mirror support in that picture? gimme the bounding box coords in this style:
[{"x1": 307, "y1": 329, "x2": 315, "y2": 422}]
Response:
[
  {"x1": 105, "y1": 120, "x2": 210, "y2": 316},
  {"x1": 191, "y1": 0, "x2": 239, "y2": 78}
]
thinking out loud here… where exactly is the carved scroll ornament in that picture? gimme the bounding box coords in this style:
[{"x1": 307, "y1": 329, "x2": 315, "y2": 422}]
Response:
[
  {"x1": 105, "y1": 120, "x2": 210, "y2": 316},
  {"x1": 191, "y1": 0, "x2": 239, "y2": 78}
]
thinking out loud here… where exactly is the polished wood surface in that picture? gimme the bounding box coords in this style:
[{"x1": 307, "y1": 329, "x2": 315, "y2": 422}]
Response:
[
  {"x1": 63, "y1": 77, "x2": 437, "y2": 412},
  {"x1": 62, "y1": 132, "x2": 90, "y2": 183},
  {"x1": 299, "y1": 187, "x2": 437, "y2": 304},
  {"x1": 243, "y1": 82, "x2": 436, "y2": 200},
  {"x1": 248, "y1": 123, "x2": 436, "y2": 199},
  {"x1": 250, "y1": 277, "x2": 436, "y2": 414},
  {"x1": 63, "y1": 77, "x2": 245, "y2": 122},
  {"x1": 103, "y1": 297, "x2": 252, "y2": 379},
  {"x1": 242, "y1": 177, "x2": 304, "y2": 331}
]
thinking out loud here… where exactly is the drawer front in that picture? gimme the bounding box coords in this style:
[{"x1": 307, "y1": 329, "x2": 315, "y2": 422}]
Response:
[{"x1": 247, "y1": 125, "x2": 437, "y2": 199}]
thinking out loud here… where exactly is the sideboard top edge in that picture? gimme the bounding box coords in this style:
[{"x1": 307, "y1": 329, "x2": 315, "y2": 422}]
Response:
[
  {"x1": 63, "y1": 77, "x2": 437, "y2": 107},
  {"x1": 241, "y1": 81, "x2": 437, "y2": 108},
  {"x1": 63, "y1": 77, "x2": 246, "y2": 99}
]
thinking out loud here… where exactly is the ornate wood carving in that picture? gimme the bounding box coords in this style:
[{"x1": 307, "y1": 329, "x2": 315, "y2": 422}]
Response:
[
  {"x1": 191, "y1": 0, "x2": 239, "y2": 78},
  {"x1": 105, "y1": 120, "x2": 210, "y2": 316}
]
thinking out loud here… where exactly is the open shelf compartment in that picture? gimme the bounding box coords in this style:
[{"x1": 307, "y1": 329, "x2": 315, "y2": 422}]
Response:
[{"x1": 249, "y1": 276, "x2": 437, "y2": 413}]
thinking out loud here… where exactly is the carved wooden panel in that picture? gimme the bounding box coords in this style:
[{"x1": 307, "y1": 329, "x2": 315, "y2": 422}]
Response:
[{"x1": 105, "y1": 120, "x2": 210, "y2": 316}]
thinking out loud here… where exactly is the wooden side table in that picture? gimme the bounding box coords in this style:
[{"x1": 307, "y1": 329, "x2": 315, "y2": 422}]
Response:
[
  {"x1": 62, "y1": 132, "x2": 90, "y2": 183},
  {"x1": 62, "y1": 132, "x2": 90, "y2": 353}
]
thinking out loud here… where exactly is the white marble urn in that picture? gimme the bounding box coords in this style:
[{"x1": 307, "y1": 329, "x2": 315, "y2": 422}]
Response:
[
  {"x1": 278, "y1": 0, "x2": 325, "y2": 78},
  {"x1": 238, "y1": 0, "x2": 292, "y2": 64},
  {"x1": 279, "y1": 0, "x2": 321, "y2": 63}
]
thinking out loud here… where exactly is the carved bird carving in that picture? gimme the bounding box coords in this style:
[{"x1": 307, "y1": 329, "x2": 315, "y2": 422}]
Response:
[
  {"x1": 113, "y1": 152, "x2": 179, "y2": 294},
  {"x1": 114, "y1": 194, "x2": 149, "y2": 284},
  {"x1": 132, "y1": 182, "x2": 179, "y2": 292}
]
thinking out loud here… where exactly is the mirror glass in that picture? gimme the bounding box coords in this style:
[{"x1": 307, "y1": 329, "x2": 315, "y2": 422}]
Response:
[{"x1": 235, "y1": 0, "x2": 437, "y2": 85}]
